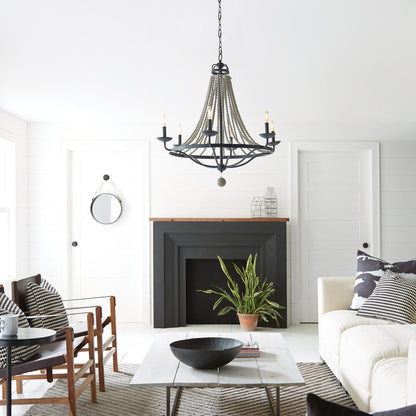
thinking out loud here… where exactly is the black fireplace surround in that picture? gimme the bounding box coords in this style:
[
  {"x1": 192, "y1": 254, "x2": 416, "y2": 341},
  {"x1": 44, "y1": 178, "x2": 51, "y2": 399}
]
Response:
[{"x1": 152, "y1": 219, "x2": 287, "y2": 328}]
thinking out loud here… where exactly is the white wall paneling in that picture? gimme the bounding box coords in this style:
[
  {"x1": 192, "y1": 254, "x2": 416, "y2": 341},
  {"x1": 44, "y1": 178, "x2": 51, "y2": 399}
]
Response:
[
  {"x1": 24, "y1": 122, "x2": 416, "y2": 325},
  {"x1": 381, "y1": 142, "x2": 416, "y2": 261},
  {"x1": 0, "y1": 109, "x2": 28, "y2": 288}
]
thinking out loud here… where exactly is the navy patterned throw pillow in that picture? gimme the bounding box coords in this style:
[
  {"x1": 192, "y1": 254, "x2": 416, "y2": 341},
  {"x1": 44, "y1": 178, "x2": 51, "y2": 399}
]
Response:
[
  {"x1": 307, "y1": 393, "x2": 416, "y2": 416},
  {"x1": 349, "y1": 250, "x2": 416, "y2": 310}
]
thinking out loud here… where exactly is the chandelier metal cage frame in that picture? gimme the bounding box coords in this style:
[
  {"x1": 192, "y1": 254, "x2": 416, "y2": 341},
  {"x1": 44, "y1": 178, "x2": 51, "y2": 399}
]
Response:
[{"x1": 157, "y1": 0, "x2": 281, "y2": 183}]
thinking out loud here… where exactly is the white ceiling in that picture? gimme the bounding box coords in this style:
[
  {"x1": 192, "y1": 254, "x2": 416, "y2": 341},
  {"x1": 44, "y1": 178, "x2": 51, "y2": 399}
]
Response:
[{"x1": 0, "y1": 0, "x2": 415, "y2": 127}]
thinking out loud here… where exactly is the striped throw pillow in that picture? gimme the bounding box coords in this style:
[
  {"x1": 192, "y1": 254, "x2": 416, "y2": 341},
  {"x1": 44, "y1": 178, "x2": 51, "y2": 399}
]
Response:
[
  {"x1": 40, "y1": 278, "x2": 59, "y2": 296},
  {"x1": 357, "y1": 270, "x2": 416, "y2": 324},
  {"x1": 0, "y1": 293, "x2": 40, "y2": 368},
  {"x1": 25, "y1": 281, "x2": 69, "y2": 336},
  {"x1": 349, "y1": 250, "x2": 416, "y2": 310}
]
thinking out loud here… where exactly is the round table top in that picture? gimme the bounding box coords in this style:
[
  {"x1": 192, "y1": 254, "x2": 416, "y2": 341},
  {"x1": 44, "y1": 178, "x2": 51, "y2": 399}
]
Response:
[{"x1": 0, "y1": 327, "x2": 56, "y2": 347}]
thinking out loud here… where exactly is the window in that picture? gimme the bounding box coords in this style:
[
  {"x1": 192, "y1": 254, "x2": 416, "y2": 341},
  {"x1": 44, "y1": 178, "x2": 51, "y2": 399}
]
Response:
[{"x1": 0, "y1": 138, "x2": 15, "y2": 281}]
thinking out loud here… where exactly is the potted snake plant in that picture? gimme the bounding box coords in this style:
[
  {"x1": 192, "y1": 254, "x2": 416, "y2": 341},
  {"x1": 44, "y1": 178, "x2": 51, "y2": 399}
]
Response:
[{"x1": 199, "y1": 253, "x2": 285, "y2": 331}]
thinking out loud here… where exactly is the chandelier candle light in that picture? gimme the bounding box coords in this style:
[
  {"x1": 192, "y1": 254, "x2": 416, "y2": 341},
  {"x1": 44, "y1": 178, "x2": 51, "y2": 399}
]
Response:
[{"x1": 157, "y1": 0, "x2": 281, "y2": 187}]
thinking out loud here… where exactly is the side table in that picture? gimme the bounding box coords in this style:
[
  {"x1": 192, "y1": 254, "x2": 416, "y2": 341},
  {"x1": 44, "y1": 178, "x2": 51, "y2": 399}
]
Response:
[{"x1": 0, "y1": 327, "x2": 56, "y2": 416}]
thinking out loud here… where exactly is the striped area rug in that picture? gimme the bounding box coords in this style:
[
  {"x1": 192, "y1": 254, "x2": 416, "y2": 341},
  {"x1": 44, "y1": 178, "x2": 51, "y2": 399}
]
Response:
[{"x1": 23, "y1": 362, "x2": 355, "y2": 416}]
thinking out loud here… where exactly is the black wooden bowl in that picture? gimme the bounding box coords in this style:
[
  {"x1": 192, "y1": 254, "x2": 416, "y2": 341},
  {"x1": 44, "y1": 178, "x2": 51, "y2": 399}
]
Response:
[{"x1": 170, "y1": 337, "x2": 243, "y2": 369}]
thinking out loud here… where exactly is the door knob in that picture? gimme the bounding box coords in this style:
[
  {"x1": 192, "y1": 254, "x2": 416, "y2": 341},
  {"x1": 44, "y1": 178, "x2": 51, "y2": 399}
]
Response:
[
  {"x1": 72, "y1": 241, "x2": 78, "y2": 247},
  {"x1": 362, "y1": 242, "x2": 369, "y2": 249}
]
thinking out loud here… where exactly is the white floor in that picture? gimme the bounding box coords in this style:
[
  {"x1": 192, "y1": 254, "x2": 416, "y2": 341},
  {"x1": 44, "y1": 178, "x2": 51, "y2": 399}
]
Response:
[{"x1": 4, "y1": 323, "x2": 319, "y2": 416}]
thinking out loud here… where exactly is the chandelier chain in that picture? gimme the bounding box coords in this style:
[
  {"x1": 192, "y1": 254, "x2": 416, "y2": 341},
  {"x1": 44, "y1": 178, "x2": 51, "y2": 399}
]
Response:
[{"x1": 218, "y1": 0, "x2": 223, "y2": 63}]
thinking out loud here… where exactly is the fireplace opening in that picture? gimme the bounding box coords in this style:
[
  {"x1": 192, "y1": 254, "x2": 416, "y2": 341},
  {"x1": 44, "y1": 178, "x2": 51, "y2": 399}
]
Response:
[{"x1": 186, "y1": 258, "x2": 247, "y2": 325}]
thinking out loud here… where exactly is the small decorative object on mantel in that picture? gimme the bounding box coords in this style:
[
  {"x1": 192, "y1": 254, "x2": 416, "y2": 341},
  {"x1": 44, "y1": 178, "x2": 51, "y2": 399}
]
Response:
[
  {"x1": 251, "y1": 196, "x2": 265, "y2": 218},
  {"x1": 264, "y1": 187, "x2": 278, "y2": 217},
  {"x1": 156, "y1": 0, "x2": 282, "y2": 186},
  {"x1": 198, "y1": 254, "x2": 285, "y2": 331}
]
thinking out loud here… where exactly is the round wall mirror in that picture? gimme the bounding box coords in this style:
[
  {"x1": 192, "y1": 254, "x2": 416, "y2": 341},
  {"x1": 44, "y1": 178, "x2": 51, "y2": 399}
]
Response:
[{"x1": 90, "y1": 193, "x2": 122, "y2": 224}]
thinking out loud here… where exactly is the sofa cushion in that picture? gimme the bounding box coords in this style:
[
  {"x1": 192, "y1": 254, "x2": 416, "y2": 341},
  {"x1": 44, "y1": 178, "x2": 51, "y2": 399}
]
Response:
[
  {"x1": 339, "y1": 325, "x2": 416, "y2": 411},
  {"x1": 370, "y1": 357, "x2": 408, "y2": 412},
  {"x1": 319, "y1": 310, "x2": 394, "y2": 377},
  {"x1": 307, "y1": 393, "x2": 416, "y2": 416},
  {"x1": 357, "y1": 270, "x2": 416, "y2": 324},
  {"x1": 25, "y1": 281, "x2": 69, "y2": 336},
  {"x1": 0, "y1": 293, "x2": 40, "y2": 368},
  {"x1": 408, "y1": 338, "x2": 416, "y2": 406},
  {"x1": 350, "y1": 250, "x2": 416, "y2": 310}
]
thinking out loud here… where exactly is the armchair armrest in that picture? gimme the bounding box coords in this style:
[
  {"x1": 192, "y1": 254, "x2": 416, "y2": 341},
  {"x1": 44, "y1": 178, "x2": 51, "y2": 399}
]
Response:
[
  {"x1": 23, "y1": 305, "x2": 101, "y2": 315},
  {"x1": 62, "y1": 295, "x2": 115, "y2": 304},
  {"x1": 408, "y1": 338, "x2": 416, "y2": 405},
  {"x1": 317, "y1": 276, "x2": 355, "y2": 318}
]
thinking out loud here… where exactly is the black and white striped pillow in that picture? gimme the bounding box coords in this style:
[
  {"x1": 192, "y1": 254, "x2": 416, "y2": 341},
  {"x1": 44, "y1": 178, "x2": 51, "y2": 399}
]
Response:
[
  {"x1": 349, "y1": 250, "x2": 416, "y2": 310},
  {"x1": 357, "y1": 270, "x2": 416, "y2": 324},
  {"x1": 40, "y1": 278, "x2": 59, "y2": 296},
  {"x1": 0, "y1": 293, "x2": 40, "y2": 368},
  {"x1": 25, "y1": 281, "x2": 69, "y2": 336}
]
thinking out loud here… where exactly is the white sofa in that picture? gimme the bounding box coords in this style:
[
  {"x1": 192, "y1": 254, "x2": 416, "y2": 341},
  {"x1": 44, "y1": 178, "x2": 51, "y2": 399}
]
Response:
[{"x1": 318, "y1": 276, "x2": 416, "y2": 412}]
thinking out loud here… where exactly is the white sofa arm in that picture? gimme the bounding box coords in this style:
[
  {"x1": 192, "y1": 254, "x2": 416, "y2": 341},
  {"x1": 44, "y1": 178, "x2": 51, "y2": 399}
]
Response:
[
  {"x1": 408, "y1": 337, "x2": 416, "y2": 405},
  {"x1": 317, "y1": 276, "x2": 355, "y2": 318}
]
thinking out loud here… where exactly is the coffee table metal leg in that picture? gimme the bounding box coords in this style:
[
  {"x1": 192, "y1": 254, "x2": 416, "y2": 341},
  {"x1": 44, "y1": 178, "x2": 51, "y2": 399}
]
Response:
[
  {"x1": 264, "y1": 387, "x2": 280, "y2": 416},
  {"x1": 166, "y1": 386, "x2": 181, "y2": 416},
  {"x1": 6, "y1": 346, "x2": 12, "y2": 416},
  {"x1": 166, "y1": 387, "x2": 170, "y2": 416},
  {"x1": 276, "y1": 387, "x2": 280, "y2": 416}
]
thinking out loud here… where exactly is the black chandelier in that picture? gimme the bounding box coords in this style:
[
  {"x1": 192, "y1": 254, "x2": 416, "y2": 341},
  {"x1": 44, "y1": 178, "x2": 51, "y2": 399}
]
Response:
[{"x1": 157, "y1": 0, "x2": 280, "y2": 187}]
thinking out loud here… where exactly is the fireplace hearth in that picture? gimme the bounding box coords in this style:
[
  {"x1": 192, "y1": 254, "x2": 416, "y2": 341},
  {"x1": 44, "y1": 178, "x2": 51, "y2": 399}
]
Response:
[{"x1": 152, "y1": 218, "x2": 288, "y2": 328}]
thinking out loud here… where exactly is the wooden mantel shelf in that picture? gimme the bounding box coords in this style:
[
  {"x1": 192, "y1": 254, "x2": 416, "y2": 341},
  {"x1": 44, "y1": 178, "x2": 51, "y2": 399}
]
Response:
[{"x1": 150, "y1": 217, "x2": 289, "y2": 222}]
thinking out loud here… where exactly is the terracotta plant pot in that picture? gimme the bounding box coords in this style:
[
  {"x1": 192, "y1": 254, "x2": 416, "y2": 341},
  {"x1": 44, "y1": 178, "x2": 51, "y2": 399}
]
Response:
[{"x1": 237, "y1": 313, "x2": 259, "y2": 331}]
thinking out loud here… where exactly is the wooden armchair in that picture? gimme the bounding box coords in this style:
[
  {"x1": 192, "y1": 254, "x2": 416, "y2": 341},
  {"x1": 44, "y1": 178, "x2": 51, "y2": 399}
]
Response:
[
  {"x1": 11, "y1": 274, "x2": 118, "y2": 392},
  {"x1": 0, "y1": 285, "x2": 97, "y2": 415}
]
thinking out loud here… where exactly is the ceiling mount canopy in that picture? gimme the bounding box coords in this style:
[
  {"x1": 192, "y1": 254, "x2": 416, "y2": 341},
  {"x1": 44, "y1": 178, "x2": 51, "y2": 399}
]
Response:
[{"x1": 157, "y1": 0, "x2": 281, "y2": 187}]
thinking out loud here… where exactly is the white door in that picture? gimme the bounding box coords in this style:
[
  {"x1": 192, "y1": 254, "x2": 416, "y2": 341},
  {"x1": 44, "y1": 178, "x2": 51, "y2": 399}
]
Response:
[
  {"x1": 69, "y1": 146, "x2": 148, "y2": 322},
  {"x1": 292, "y1": 143, "x2": 380, "y2": 323}
]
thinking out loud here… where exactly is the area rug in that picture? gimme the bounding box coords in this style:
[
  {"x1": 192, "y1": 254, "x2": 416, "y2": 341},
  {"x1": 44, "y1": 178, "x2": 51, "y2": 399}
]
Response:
[{"x1": 23, "y1": 362, "x2": 355, "y2": 416}]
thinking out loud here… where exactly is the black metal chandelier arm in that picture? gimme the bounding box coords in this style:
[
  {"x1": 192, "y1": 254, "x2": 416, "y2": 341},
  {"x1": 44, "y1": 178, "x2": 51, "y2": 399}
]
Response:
[
  {"x1": 170, "y1": 150, "x2": 263, "y2": 171},
  {"x1": 169, "y1": 150, "x2": 224, "y2": 169},
  {"x1": 172, "y1": 143, "x2": 273, "y2": 151},
  {"x1": 157, "y1": 136, "x2": 173, "y2": 151}
]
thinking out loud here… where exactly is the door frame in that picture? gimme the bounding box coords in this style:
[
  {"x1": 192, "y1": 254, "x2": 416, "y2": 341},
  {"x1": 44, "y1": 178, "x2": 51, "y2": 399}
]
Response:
[
  {"x1": 59, "y1": 139, "x2": 150, "y2": 322},
  {"x1": 289, "y1": 141, "x2": 380, "y2": 325}
]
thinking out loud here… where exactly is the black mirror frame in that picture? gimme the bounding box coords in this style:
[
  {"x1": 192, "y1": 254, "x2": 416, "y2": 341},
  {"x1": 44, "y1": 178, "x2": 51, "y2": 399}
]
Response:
[{"x1": 90, "y1": 192, "x2": 123, "y2": 225}]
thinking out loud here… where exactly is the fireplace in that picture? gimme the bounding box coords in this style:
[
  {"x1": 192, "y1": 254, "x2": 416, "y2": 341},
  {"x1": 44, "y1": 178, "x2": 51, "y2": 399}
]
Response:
[{"x1": 152, "y1": 218, "x2": 288, "y2": 328}]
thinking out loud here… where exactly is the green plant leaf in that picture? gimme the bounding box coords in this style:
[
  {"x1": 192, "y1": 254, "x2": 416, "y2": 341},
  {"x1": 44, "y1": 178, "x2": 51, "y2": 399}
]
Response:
[
  {"x1": 217, "y1": 305, "x2": 235, "y2": 316},
  {"x1": 198, "y1": 253, "x2": 285, "y2": 327}
]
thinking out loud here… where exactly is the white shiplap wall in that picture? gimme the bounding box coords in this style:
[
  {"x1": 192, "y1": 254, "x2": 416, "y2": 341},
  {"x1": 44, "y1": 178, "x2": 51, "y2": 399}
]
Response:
[
  {"x1": 27, "y1": 137, "x2": 62, "y2": 290},
  {"x1": 381, "y1": 142, "x2": 416, "y2": 261},
  {"x1": 24, "y1": 126, "x2": 416, "y2": 322},
  {"x1": 0, "y1": 110, "x2": 28, "y2": 282}
]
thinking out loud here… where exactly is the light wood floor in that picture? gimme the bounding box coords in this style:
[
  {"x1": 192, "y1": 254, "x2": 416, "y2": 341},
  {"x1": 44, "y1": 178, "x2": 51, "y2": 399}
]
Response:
[{"x1": 3, "y1": 323, "x2": 319, "y2": 416}]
